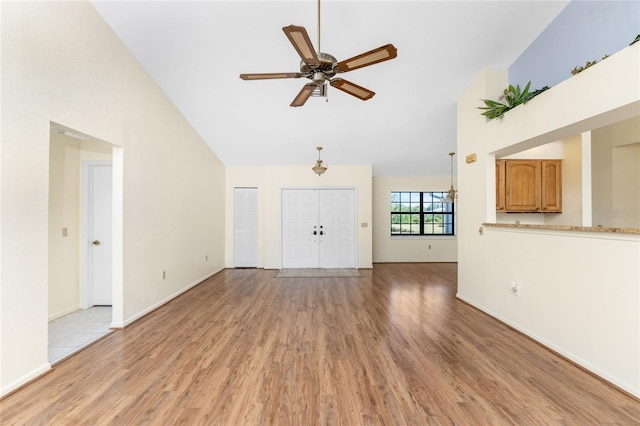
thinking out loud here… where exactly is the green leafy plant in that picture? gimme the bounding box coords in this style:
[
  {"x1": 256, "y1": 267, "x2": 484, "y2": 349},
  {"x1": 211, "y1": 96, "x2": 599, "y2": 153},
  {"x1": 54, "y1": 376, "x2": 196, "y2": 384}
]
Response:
[
  {"x1": 571, "y1": 54, "x2": 610, "y2": 75},
  {"x1": 477, "y1": 82, "x2": 550, "y2": 120},
  {"x1": 478, "y1": 81, "x2": 531, "y2": 120}
]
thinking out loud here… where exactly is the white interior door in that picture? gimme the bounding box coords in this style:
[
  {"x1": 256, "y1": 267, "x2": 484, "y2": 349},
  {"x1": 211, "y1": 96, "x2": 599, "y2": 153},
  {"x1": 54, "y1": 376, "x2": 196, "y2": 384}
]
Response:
[
  {"x1": 282, "y1": 189, "x2": 355, "y2": 269},
  {"x1": 234, "y1": 187, "x2": 258, "y2": 267},
  {"x1": 88, "y1": 163, "x2": 112, "y2": 306}
]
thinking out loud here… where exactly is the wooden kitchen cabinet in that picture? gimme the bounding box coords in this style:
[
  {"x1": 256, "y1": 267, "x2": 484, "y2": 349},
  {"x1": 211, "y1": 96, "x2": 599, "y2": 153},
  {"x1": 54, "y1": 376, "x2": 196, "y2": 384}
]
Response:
[
  {"x1": 540, "y1": 160, "x2": 562, "y2": 212},
  {"x1": 496, "y1": 159, "x2": 562, "y2": 213}
]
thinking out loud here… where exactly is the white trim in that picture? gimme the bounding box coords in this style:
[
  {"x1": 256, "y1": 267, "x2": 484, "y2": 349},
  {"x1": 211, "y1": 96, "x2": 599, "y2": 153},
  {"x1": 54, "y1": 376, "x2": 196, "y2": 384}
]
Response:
[
  {"x1": 117, "y1": 269, "x2": 223, "y2": 328},
  {"x1": 0, "y1": 363, "x2": 51, "y2": 398},
  {"x1": 111, "y1": 147, "x2": 125, "y2": 328},
  {"x1": 456, "y1": 293, "x2": 640, "y2": 398},
  {"x1": 48, "y1": 305, "x2": 81, "y2": 322}
]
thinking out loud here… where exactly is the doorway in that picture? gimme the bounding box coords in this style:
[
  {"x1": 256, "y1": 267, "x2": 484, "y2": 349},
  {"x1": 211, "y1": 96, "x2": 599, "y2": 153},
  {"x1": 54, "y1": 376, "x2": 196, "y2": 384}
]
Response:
[
  {"x1": 48, "y1": 124, "x2": 122, "y2": 363},
  {"x1": 281, "y1": 189, "x2": 356, "y2": 268}
]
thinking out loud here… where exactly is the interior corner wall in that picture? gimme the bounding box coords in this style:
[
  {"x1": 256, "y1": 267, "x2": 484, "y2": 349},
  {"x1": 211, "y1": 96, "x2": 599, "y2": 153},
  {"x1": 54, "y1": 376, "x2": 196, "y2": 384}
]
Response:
[
  {"x1": 1, "y1": 1, "x2": 225, "y2": 396},
  {"x1": 372, "y1": 176, "x2": 458, "y2": 263},
  {"x1": 225, "y1": 165, "x2": 373, "y2": 270},
  {"x1": 457, "y1": 43, "x2": 640, "y2": 396}
]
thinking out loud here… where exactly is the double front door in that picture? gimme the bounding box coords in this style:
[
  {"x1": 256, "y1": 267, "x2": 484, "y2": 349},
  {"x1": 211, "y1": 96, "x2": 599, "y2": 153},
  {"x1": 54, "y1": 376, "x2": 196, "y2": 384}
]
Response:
[{"x1": 282, "y1": 189, "x2": 355, "y2": 268}]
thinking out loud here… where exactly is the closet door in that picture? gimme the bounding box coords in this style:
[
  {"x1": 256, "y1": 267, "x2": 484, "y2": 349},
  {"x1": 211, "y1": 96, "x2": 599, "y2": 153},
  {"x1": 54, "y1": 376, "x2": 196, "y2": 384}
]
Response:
[{"x1": 234, "y1": 188, "x2": 258, "y2": 267}]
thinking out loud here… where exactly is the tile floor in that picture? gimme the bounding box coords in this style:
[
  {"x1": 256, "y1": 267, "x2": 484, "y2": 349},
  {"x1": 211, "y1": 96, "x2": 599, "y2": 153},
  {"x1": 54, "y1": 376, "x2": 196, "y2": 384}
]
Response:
[{"x1": 48, "y1": 306, "x2": 113, "y2": 364}]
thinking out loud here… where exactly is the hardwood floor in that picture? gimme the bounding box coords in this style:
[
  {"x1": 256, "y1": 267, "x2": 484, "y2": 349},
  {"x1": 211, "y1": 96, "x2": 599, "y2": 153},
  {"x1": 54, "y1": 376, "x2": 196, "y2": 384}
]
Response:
[{"x1": 2, "y1": 263, "x2": 639, "y2": 425}]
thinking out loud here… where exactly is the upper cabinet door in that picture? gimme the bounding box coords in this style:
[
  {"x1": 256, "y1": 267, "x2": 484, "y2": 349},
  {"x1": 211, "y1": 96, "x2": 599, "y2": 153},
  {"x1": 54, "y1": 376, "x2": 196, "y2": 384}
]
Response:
[
  {"x1": 505, "y1": 160, "x2": 541, "y2": 212},
  {"x1": 541, "y1": 160, "x2": 562, "y2": 212}
]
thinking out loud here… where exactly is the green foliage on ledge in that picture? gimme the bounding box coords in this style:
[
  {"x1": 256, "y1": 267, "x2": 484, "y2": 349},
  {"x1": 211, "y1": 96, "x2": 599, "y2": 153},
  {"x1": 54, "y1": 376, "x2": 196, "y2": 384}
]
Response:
[
  {"x1": 571, "y1": 54, "x2": 610, "y2": 75},
  {"x1": 477, "y1": 82, "x2": 550, "y2": 121}
]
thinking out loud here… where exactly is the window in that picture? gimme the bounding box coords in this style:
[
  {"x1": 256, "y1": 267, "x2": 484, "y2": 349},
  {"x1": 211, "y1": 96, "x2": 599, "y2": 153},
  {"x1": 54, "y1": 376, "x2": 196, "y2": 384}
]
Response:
[{"x1": 390, "y1": 191, "x2": 454, "y2": 235}]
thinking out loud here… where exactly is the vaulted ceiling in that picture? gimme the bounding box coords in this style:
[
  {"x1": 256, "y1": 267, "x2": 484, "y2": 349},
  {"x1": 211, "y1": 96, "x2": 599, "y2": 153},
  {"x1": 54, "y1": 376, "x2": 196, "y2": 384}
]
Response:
[{"x1": 91, "y1": 1, "x2": 569, "y2": 177}]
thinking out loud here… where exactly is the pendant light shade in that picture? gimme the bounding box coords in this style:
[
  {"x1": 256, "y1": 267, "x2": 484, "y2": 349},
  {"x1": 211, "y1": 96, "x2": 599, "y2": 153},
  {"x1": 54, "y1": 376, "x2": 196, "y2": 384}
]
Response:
[{"x1": 312, "y1": 146, "x2": 328, "y2": 176}]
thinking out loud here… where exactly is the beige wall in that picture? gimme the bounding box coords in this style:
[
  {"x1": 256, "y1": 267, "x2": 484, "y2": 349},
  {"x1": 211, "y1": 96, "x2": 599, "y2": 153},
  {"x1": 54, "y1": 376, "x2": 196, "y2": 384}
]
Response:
[
  {"x1": 457, "y1": 43, "x2": 640, "y2": 396},
  {"x1": 48, "y1": 132, "x2": 113, "y2": 320},
  {"x1": 226, "y1": 165, "x2": 373, "y2": 269},
  {"x1": 372, "y1": 176, "x2": 458, "y2": 262},
  {"x1": 1, "y1": 2, "x2": 225, "y2": 396}
]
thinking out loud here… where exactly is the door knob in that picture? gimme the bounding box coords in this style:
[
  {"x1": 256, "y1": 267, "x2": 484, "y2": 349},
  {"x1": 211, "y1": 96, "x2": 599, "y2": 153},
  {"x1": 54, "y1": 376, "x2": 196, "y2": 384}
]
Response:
[{"x1": 92, "y1": 240, "x2": 101, "y2": 246}]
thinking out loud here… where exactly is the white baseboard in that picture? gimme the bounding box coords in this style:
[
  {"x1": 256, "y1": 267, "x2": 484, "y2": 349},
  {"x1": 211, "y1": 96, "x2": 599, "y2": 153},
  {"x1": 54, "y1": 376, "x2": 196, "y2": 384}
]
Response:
[
  {"x1": 456, "y1": 293, "x2": 640, "y2": 398},
  {"x1": 122, "y1": 268, "x2": 223, "y2": 328},
  {"x1": 48, "y1": 305, "x2": 81, "y2": 322},
  {"x1": 1, "y1": 363, "x2": 51, "y2": 398}
]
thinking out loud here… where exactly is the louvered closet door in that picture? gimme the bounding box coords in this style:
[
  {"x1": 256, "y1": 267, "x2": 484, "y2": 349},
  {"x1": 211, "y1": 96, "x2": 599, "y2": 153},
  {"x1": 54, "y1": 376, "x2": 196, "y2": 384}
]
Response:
[{"x1": 234, "y1": 187, "x2": 258, "y2": 267}]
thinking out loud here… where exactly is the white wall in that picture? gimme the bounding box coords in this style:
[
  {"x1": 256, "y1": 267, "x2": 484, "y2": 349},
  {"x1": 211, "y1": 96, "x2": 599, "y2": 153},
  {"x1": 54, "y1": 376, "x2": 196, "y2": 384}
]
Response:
[
  {"x1": 372, "y1": 176, "x2": 458, "y2": 263},
  {"x1": 457, "y1": 43, "x2": 640, "y2": 396},
  {"x1": 226, "y1": 165, "x2": 373, "y2": 269},
  {"x1": 1, "y1": 2, "x2": 225, "y2": 396}
]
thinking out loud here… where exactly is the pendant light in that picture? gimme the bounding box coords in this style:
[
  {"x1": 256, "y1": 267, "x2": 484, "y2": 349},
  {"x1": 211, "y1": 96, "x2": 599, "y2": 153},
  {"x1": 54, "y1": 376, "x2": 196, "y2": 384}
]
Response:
[
  {"x1": 312, "y1": 146, "x2": 328, "y2": 176},
  {"x1": 444, "y1": 152, "x2": 457, "y2": 202}
]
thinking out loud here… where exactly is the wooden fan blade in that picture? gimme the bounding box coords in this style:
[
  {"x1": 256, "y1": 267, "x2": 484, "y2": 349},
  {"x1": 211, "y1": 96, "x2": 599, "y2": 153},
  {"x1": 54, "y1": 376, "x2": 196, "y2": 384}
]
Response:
[
  {"x1": 239, "y1": 73, "x2": 302, "y2": 80},
  {"x1": 290, "y1": 84, "x2": 316, "y2": 107},
  {"x1": 336, "y1": 44, "x2": 398, "y2": 73},
  {"x1": 329, "y1": 78, "x2": 375, "y2": 101},
  {"x1": 283, "y1": 25, "x2": 319, "y2": 66}
]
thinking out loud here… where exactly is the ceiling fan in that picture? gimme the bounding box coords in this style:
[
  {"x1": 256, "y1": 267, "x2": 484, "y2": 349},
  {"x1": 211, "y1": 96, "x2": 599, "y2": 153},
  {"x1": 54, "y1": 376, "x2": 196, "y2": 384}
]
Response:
[{"x1": 239, "y1": 1, "x2": 397, "y2": 107}]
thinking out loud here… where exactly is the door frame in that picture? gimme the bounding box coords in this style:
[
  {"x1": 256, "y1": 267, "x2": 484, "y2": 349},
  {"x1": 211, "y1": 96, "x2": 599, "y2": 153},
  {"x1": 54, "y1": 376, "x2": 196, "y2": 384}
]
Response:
[
  {"x1": 81, "y1": 160, "x2": 113, "y2": 309},
  {"x1": 280, "y1": 187, "x2": 358, "y2": 269}
]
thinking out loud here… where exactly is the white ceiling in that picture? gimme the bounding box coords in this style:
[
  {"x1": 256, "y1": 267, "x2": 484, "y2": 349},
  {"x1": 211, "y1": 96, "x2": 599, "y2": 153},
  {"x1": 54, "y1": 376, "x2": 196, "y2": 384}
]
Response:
[{"x1": 91, "y1": 0, "x2": 569, "y2": 177}]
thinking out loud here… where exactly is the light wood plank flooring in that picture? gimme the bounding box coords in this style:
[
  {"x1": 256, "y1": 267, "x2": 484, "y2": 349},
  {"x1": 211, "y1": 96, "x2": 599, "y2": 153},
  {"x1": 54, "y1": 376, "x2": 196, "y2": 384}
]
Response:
[{"x1": 2, "y1": 263, "x2": 639, "y2": 424}]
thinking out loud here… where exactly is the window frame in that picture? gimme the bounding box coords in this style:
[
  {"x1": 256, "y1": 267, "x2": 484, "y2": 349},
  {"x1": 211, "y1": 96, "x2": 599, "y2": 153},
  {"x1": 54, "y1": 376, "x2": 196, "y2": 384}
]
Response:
[{"x1": 390, "y1": 191, "x2": 455, "y2": 236}]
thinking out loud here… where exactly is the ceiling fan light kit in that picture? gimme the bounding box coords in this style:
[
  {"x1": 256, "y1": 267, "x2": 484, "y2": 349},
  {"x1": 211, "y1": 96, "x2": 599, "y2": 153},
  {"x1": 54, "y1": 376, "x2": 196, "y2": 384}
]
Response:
[{"x1": 239, "y1": 1, "x2": 397, "y2": 107}]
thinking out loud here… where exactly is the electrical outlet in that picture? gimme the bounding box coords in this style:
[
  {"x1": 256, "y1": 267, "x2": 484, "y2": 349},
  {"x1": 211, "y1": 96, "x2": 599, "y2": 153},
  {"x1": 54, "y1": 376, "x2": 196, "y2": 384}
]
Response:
[
  {"x1": 428, "y1": 245, "x2": 432, "y2": 250},
  {"x1": 508, "y1": 280, "x2": 519, "y2": 296},
  {"x1": 163, "y1": 270, "x2": 166, "y2": 280},
  {"x1": 205, "y1": 255, "x2": 208, "y2": 261}
]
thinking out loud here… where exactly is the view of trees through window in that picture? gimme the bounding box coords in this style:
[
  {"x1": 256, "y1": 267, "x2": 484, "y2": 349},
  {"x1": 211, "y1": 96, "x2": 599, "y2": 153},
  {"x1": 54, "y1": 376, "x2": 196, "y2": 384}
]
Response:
[{"x1": 390, "y1": 192, "x2": 454, "y2": 235}]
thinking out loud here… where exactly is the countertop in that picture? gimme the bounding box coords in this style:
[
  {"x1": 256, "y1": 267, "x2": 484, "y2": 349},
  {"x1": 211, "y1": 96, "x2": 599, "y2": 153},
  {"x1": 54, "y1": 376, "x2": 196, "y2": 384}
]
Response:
[{"x1": 482, "y1": 223, "x2": 640, "y2": 235}]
